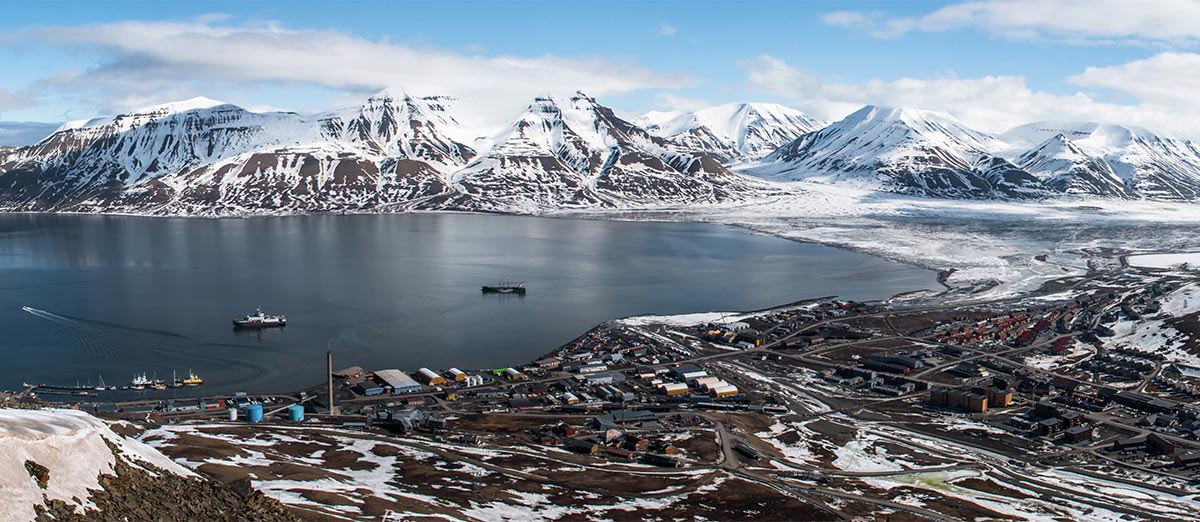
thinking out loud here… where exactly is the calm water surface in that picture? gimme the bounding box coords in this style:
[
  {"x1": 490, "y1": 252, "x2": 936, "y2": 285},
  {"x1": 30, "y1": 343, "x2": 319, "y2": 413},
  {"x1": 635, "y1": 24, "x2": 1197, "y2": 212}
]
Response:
[{"x1": 0, "y1": 213, "x2": 937, "y2": 394}]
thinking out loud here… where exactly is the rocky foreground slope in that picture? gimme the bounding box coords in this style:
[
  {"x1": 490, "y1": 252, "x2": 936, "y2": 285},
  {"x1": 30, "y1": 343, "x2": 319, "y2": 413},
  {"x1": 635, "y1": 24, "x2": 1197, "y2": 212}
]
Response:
[{"x1": 0, "y1": 407, "x2": 295, "y2": 522}]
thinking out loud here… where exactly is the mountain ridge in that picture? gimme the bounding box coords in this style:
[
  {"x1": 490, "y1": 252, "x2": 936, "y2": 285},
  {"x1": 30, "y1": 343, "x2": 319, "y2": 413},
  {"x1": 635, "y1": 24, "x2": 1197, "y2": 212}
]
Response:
[{"x1": 5, "y1": 93, "x2": 1200, "y2": 214}]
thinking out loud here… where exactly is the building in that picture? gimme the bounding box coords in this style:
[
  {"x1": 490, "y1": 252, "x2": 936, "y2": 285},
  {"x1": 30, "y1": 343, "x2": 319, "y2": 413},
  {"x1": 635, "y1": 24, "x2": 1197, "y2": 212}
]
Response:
[
  {"x1": 447, "y1": 368, "x2": 468, "y2": 382},
  {"x1": 374, "y1": 369, "x2": 422, "y2": 393},
  {"x1": 1174, "y1": 452, "x2": 1200, "y2": 467},
  {"x1": 660, "y1": 383, "x2": 689, "y2": 396},
  {"x1": 605, "y1": 447, "x2": 635, "y2": 459},
  {"x1": 711, "y1": 384, "x2": 739, "y2": 398},
  {"x1": 928, "y1": 389, "x2": 988, "y2": 413},
  {"x1": 984, "y1": 388, "x2": 1014, "y2": 408},
  {"x1": 504, "y1": 368, "x2": 529, "y2": 381},
  {"x1": 417, "y1": 368, "x2": 447, "y2": 386},
  {"x1": 1064, "y1": 425, "x2": 1093, "y2": 443},
  {"x1": 533, "y1": 357, "x2": 562, "y2": 369},
  {"x1": 1147, "y1": 433, "x2": 1177, "y2": 455},
  {"x1": 355, "y1": 381, "x2": 384, "y2": 396},
  {"x1": 725, "y1": 321, "x2": 751, "y2": 332},
  {"x1": 1112, "y1": 436, "x2": 1147, "y2": 451},
  {"x1": 1038, "y1": 417, "x2": 1063, "y2": 436},
  {"x1": 566, "y1": 439, "x2": 600, "y2": 455},
  {"x1": 333, "y1": 366, "x2": 366, "y2": 379},
  {"x1": 1060, "y1": 410, "x2": 1083, "y2": 427},
  {"x1": 869, "y1": 354, "x2": 923, "y2": 370}
]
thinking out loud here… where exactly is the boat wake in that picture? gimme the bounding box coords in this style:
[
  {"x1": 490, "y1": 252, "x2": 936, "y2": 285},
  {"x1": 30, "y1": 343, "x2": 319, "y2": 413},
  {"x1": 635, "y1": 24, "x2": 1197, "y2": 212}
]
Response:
[{"x1": 19, "y1": 307, "x2": 273, "y2": 379}]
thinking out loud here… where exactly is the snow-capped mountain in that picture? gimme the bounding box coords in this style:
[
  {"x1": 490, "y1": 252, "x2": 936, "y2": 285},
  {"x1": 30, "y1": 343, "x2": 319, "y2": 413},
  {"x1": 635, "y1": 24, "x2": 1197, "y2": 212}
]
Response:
[
  {"x1": 0, "y1": 91, "x2": 764, "y2": 214},
  {"x1": 744, "y1": 105, "x2": 1051, "y2": 199},
  {"x1": 639, "y1": 103, "x2": 822, "y2": 163},
  {"x1": 1009, "y1": 132, "x2": 1136, "y2": 198},
  {"x1": 447, "y1": 92, "x2": 765, "y2": 211},
  {"x1": 316, "y1": 90, "x2": 479, "y2": 171},
  {"x1": 8, "y1": 90, "x2": 1200, "y2": 215},
  {"x1": 1001, "y1": 121, "x2": 1200, "y2": 201}
]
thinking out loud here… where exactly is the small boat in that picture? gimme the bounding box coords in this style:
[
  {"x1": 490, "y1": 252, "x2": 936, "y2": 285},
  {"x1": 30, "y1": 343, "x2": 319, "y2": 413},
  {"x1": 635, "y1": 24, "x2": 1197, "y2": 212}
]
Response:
[
  {"x1": 94, "y1": 375, "x2": 106, "y2": 391},
  {"x1": 482, "y1": 282, "x2": 527, "y2": 295},
  {"x1": 233, "y1": 307, "x2": 286, "y2": 328},
  {"x1": 130, "y1": 373, "x2": 151, "y2": 390},
  {"x1": 182, "y1": 370, "x2": 203, "y2": 387}
]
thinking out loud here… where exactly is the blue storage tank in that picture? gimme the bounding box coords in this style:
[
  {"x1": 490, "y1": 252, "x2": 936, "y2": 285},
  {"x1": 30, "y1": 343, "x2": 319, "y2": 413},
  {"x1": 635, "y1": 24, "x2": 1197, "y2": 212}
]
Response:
[
  {"x1": 246, "y1": 403, "x2": 264, "y2": 423},
  {"x1": 287, "y1": 404, "x2": 305, "y2": 422}
]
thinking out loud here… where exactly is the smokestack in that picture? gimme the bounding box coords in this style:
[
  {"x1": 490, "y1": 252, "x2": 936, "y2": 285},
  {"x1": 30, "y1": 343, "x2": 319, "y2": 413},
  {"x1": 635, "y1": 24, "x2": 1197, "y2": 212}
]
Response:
[{"x1": 327, "y1": 350, "x2": 337, "y2": 416}]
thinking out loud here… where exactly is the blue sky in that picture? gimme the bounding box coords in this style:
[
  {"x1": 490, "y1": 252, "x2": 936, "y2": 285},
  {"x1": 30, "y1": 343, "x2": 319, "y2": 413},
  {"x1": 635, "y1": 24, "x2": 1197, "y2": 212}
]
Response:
[{"x1": 1, "y1": 0, "x2": 1199, "y2": 144}]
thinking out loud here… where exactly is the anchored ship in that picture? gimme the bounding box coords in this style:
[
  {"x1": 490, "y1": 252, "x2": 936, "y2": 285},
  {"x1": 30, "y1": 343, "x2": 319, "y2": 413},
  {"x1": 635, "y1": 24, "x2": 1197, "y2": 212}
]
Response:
[
  {"x1": 233, "y1": 307, "x2": 286, "y2": 328},
  {"x1": 481, "y1": 282, "x2": 527, "y2": 295}
]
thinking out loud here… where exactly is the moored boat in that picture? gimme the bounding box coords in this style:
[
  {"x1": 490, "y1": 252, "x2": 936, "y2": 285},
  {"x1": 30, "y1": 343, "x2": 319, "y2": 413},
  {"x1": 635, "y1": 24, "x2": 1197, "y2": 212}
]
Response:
[{"x1": 182, "y1": 370, "x2": 204, "y2": 387}]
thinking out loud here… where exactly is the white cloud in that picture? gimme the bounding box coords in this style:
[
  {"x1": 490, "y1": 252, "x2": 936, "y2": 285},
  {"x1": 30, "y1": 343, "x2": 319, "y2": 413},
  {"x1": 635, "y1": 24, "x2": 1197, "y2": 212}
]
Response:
[
  {"x1": 0, "y1": 88, "x2": 37, "y2": 111},
  {"x1": 824, "y1": 0, "x2": 1200, "y2": 45},
  {"x1": 1070, "y1": 52, "x2": 1200, "y2": 109},
  {"x1": 740, "y1": 54, "x2": 1200, "y2": 139},
  {"x1": 17, "y1": 17, "x2": 691, "y2": 129},
  {"x1": 653, "y1": 92, "x2": 711, "y2": 112},
  {"x1": 657, "y1": 23, "x2": 678, "y2": 37}
]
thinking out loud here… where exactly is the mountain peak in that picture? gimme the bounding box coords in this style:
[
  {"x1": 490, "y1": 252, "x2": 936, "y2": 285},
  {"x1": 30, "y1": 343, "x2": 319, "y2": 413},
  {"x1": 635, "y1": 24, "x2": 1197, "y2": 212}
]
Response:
[
  {"x1": 640, "y1": 102, "x2": 822, "y2": 162},
  {"x1": 130, "y1": 96, "x2": 230, "y2": 115},
  {"x1": 367, "y1": 87, "x2": 414, "y2": 102}
]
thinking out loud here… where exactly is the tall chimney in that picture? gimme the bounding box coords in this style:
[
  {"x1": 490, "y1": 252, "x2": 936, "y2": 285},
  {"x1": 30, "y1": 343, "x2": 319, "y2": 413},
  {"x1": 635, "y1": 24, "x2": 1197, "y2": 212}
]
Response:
[{"x1": 327, "y1": 350, "x2": 337, "y2": 416}]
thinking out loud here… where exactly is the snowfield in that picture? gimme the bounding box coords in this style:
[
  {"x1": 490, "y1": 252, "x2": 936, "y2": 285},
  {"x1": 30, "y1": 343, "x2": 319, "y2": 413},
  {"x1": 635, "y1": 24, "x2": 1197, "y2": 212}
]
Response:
[{"x1": 0, "y1": 408, "x2": 195, "y2": 521}]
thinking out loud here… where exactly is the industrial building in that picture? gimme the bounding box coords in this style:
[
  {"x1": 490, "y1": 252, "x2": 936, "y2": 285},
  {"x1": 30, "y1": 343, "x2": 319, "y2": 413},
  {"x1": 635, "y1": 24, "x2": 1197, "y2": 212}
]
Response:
[
  {"x1": 447, "y1": 368, "x2": 467, "y2": 382},
  {"x1": 660, "y1": 382, "x2": 688, "y2": 396},
  {"x1": 417, "y1": 368, "x2": 447, "y2": 386},
  {"x1": 355, "y1": 381, "x2": 383, "y2": 396},
  {"x1": 504, "y1": 368, "x2": 529, "y2": 381},
  {"x1": 711, "y1": 384, "x2": 739, "y2": 398},
  {"x1": 374, "y1": 369, "x2": 422, "y2": 393}
]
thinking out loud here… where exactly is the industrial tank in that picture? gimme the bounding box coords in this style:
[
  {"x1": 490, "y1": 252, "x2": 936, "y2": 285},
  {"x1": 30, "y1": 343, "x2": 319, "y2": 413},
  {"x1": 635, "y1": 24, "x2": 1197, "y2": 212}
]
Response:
[{"x1": 246, "y1": 403, "x2": 264, "y2": 423}]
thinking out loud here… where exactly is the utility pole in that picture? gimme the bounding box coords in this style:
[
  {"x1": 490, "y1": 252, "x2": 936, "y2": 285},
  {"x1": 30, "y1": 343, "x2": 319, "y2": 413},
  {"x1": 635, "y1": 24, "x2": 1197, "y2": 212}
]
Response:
[{"x1": 327, "y1": 350, "x2": 337, "y2": 416}]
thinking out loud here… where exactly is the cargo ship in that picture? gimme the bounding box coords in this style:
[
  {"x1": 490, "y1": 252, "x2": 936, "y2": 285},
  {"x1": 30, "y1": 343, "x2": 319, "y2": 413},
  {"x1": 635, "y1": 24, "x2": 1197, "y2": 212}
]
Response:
[
  {"x1": 233, "y1": 308, "x2": 286, "y2": 328},
  {"x1": 481, "y1": 282, "x2": 526, "y2": 295}
]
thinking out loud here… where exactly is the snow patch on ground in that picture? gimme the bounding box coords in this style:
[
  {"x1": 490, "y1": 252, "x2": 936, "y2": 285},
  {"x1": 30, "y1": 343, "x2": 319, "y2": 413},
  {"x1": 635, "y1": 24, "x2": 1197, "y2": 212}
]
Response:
[{"x1": 0, "y1": 408, "x2": 194, "y2": 521}]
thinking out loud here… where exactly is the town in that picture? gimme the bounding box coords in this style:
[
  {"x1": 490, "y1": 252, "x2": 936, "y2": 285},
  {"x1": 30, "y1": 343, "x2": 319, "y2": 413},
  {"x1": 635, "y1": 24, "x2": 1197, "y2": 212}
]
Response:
[{"x1": 9, "y1": 261, "x2": 1200, "y2": 520}]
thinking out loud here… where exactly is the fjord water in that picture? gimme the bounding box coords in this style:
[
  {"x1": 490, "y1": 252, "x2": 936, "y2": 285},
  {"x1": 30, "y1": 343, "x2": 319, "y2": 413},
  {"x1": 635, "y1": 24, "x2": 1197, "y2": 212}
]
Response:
[{"x1": 0, "y1": 214, "x2": 936, "y2": 394}]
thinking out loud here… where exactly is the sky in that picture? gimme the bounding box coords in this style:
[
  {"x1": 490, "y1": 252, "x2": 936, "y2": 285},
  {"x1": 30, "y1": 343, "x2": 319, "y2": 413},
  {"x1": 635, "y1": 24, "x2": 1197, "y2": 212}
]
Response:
[{"x1": 1, "y1": 0, "x2": 1199, "y2": 145}]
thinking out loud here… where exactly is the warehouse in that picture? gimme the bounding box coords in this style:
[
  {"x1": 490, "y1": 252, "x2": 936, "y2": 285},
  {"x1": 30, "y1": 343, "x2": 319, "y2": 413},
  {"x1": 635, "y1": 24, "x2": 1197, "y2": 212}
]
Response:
[
  {"x1": 659, "y1": 382, "x2": 689, "y2": 396},
  {"x1": 711, "y1": 384, "x2": 739, "y2": 398},
  {"x1": 355, "y1": 381, "x2": 384, "y2": 396},
  {"x1": 504, "y1": 368, "x2": 529, "y2": 381},
  {"x1": 447, "y1": 368, "x2": 467, "y2": 382},
  {"x1": 701, "y1": 380, "x2": 729, "y2": 392},
  {"x1": 417, "y1": 368, "x2": 447, "y2": 386},
  {"x1": 374, "y1": 369, "x2": 422, "y2": 393}
]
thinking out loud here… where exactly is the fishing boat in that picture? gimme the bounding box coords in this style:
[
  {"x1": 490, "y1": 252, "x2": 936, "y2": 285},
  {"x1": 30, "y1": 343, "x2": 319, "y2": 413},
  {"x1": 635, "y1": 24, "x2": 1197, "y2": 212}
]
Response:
[
  {"x1": 233, "y1": 308, "x2": 286, "y2": 328},
  {"x1": 130, "y1": 373, "x2": 152, "y2": 390},
  {"x1": 182, "y1": 370, "x2": 204, "y2": 387}
]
